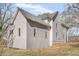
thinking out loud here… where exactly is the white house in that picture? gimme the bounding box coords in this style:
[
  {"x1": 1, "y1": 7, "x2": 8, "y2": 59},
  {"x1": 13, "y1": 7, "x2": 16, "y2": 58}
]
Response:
[
  {"x1": 53, "y1": 14, "x2": 68, "y2": 44},
  {"x1": 4, "y1": 7, "x2": 67, "y2": 49},
  {"x1": 37, "y1": 12, "x2": 68, "y2": 44}
]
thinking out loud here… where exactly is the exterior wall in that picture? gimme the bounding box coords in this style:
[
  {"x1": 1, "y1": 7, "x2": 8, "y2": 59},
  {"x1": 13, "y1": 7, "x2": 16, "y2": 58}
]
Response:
[
  {"x1": 53, "y1": 14, "x2": 67, "y2": 44},
  {"x1": 13, "y1": 11, "x2": 27, "y2": 49},
  {"x1": 63, "y1": 27, "x2": 67, "y2": 42},
  {"x1": 27, "y1": 21, "x2": 49, "y2": 49}
]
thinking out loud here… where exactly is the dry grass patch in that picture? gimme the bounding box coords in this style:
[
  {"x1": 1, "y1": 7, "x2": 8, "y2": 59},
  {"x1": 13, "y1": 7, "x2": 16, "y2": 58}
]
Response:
[{"x1": 0, "y1": 39, "x2": 79, "y2": 56}]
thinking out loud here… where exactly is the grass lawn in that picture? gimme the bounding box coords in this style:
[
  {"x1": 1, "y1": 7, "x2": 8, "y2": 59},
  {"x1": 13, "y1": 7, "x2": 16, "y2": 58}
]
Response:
[{"x1": 0, "y1": 39, "x2": 79, "y2": 56}]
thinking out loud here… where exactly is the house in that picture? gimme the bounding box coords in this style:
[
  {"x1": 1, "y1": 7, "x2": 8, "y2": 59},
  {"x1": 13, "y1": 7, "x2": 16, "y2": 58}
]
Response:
[
  {"x1": 37, "y1": 12, "x2": 68, "y2": 44},
  {"x1": 37, "y1": 12, "x2": 58, "y2": 46},
  {"x1": 53, "y1": 14, "x2": 68, "y2": 44},
  {"x1": 4, "y1": 7, "x2": 57, "y2": 49},
  {"x1": 4, "y1": 7, "x2": 68, "y2": 49}
]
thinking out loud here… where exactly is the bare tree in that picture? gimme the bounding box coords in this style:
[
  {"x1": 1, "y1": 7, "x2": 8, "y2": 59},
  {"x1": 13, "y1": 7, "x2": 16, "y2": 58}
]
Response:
[
  {"x1": 0, "y1": 3, "x2": 14, "y2": 38},
  {"x1": 0, "y1": 3, "x2": 14, "y2": 56},
  {"x1": 60, "y1": 3, "x2": 79, "y2": 42},
  {"x1": 62, "y1": 3, "x2": 79, "y2": 25}
]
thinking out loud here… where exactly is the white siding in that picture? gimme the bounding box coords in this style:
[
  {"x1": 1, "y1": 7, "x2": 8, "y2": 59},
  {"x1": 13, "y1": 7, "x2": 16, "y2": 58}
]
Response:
[
  {"x1": 13, "y1": 11, "x2": 27, "y2": 49},
  {"x1": 27, "y1": 22, "x2": 49, "y2": 49},
  {"x1": 53, "y1": 14, "x2": 67, "y2": 44}
]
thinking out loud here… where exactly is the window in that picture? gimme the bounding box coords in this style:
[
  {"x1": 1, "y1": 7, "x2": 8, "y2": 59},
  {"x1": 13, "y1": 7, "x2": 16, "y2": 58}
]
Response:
[
  {"x1": 63, "y1": 34, "x2": 64, "y2": 39},
  {"x1": 56, "y1": 32, "x2": 57, "y2": 38},
  {"x1": 34, "y1": 28, "x2": 36, "y2": 37},
  {"x1": 56, "y1": 23, "x2": 57, "y2": 28},
  {"x1": 18, "y1": 28, "x2": 21, "y2": 36},
  {"x1": 45, "y1": 32, "x2": 47, "y2": 38}
]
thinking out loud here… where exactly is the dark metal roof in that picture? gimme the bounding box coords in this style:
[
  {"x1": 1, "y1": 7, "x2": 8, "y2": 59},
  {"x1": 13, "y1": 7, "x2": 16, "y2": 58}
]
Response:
[
  {"x1": 13, "y1": 7, "x2": 51, "y2": 29},
  {"x1": 37, "y1": 11, "x2": 58, "y2": 22}
]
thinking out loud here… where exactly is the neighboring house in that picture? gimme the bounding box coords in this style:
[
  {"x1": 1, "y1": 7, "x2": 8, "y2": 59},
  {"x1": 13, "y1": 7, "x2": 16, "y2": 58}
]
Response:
[
  {"x1": 53, "y1": 14, "x2": 68, "y2": 44},
  {"x1": 4, "y1": 7, "x2": 68, "y2": 49},
  {"x1": 37, "y1": 12, "x2": 58, "y2": 46},
  {"x1": 38, "y1": 12, "x2": 68, "y2": 44}
]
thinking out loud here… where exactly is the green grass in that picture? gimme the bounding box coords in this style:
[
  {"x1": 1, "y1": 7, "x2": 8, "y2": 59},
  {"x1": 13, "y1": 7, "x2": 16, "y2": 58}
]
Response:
[{"x1": 0, "y1": 39, "x2": 79, "y2": 56}]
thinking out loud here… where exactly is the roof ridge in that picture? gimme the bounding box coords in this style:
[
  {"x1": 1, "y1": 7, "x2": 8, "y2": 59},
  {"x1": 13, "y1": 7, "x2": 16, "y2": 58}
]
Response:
[{"x1": 14, "y1": 7, "x2": 51, "y2": 28}]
